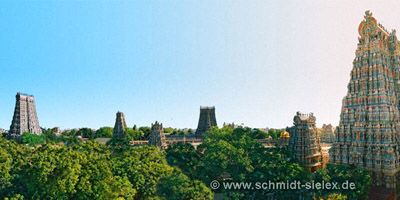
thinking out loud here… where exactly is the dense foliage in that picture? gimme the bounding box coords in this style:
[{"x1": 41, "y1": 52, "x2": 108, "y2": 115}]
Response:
[
  {"x1": 124, "y1": 127, "x2": 142, "y2": 141},
  {"x1": 22, "y1": 131, "x2": 78, "y2": 147},
  {"x1": 166, "y1": 126, "x2": 371, "y2": 199},
  {"x1": 249, "y1": 128, "x2": 269, "y2": 139},
  {"x1": 76, "y1": 128, "x2": 95, "y2": 139},
  {"x1": 95, "y1": 127, "x2": 113, "y2": 138},
  {"x1": 1, "y1": 126, "x2": 372, "y2": 199},
  {"x1": 21, "y1": 132, "x2": 46, "y2": 146},
  {"x1": 267, "y1": 128, "x2": 283, "y2": 139},
  {"x1": 313, "y1": 164, "x2": 371, "y2": 199},
  {"x1": 163, "y1": 127, "x2": 174, "y2": 134},
  {"x1": 62, "y1": 126, "x2": 149, "y2": 140},
  {"x1": 0, "y1": 136, "x2": 212, "y2": 200}
]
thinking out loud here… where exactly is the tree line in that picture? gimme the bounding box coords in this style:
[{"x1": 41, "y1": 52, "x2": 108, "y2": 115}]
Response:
[
  {"x1": 1, "y1": 127, "x2": 371, "y2": 199},
  {"x1": 0, "y1": 134, "x2": 212, "y2": 200},
  {"x1": 165, "y1": 127, "x2": 371, "y2": 199}
]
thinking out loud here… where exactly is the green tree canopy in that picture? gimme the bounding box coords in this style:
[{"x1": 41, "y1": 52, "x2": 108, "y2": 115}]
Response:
[
  {"x1": 21, "y1": 132, "x2": 46, "y2": 147},
  {"x1": 138, "y1": 127, "x2": 151, "y2": 140},
  {"x1": 124, "y1": 127, "x2": 142, "y2": 141},
  {"x1": 157, "y1": 168, "x2": 213, "y2": 200},
  {"x1": 249, "y1": 128, "x2": 269, "y2": 139},
  {"x1": 313, "y1": 164, "x2": 371, "y2": 200},
  {"x1": 0, "y1": 148, "x2": 11, "y2": 191},
  {"x1": 166, "y1": 127, "x2": 371, "y2": 199},
  {"x1": 95, "y1": 127, "x2": 113, "y2": 138},
  {"x1": 0, "y1": 126, "x2": 372, "y2": 200},
  {"x1": 267, "y1": 128, "x2": 282, "y2": 139},
  {"x1": 61, "y1": 129, "x2": 77, "y2": 137},
  {"x1": 111, "y1": 145, "x2": 173, "y2": 199},
  {"x1": 163, "y1": 127, "x2": 174, "y2": 134},
  {"x1": 76, "y1": 128, "x2": 95, "y2": 139},
  {"x1": 165, "y1": 143, "x2": 200, "y2": 178}
]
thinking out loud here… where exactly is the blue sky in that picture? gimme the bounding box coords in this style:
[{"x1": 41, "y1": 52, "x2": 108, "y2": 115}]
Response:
[{"x1": 1, "y1": 0, "x2": 400, "y2": 129}]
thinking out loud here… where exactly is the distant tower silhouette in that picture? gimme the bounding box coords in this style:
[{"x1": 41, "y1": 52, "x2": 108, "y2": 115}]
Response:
[
  {"x1": 113, "y1": 111, "x2": 127, "y2": 137},
  {"x1": 149, "y1": 121, "x2": 167, "y2": 150},
  {"x1": 8, "y1": 92, "x2": 42, "y2": 140},
  {"x1": 195, "y1": 106, "x2": 217, "y2": 138}
]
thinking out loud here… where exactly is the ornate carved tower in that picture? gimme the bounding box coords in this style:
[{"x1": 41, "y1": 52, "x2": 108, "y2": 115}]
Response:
[
  {"x1": 149, "y1": 121, "x2": 167, "y2": 150},
  {"x1": 320, "y1": 124, "x2": 335, "y2": 143},
  {"x1": 8, "y1": 93, "x2": 42, "y2": 140},
  {"x1": 287, "y1": 112, "x2": 323, "y2": 172},
  {"x1": 195, "y1": 106, "x2": 217, "y2": 138},
  {"x1": 113, "y1": 111, "x2": 127, "y2": 138},
  {"x1": 330, "y1": 11, "x2": 400, "y2": 188}
]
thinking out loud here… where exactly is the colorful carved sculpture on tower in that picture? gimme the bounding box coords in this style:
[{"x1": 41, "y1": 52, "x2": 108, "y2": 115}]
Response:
[
  {"x1": 195, "y1": 106, "x2": 217, "y2": 138},
  {"x1": 330, "y1": 11, "x2": 400, "y2": 188},
  {"x1": 8, "y1": 92, "x2": 42, "y2": 141},
  {"x1": 149, "y1": 121, "x2": 167, "y2": 150},
  {"x1": 287, "y1": 112, "x2": 323, "y2": 172},
  {"x1": 113, "y1": 111, "x2": 127, "y2": 137},
  {"x1": 320, "y1": 124, "x2": 335, "y2": 143}
]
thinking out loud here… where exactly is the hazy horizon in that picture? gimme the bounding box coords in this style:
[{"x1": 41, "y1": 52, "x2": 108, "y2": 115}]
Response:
[{"x1": 2, "y1": 0, "x2": 400, "y2": 130}]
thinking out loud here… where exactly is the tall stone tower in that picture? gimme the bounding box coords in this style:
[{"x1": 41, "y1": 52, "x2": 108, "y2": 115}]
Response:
[
  {"x1": 113, "y1": 111, "x2": 127, "y2": 138},
  {"x1": 287, "y1": 112, "x2": 323, "y2": 172},
  {"x1": 320, "y1": 124, "x2": 335, "y2": 143},
  {"x1": 149, "y1": 121, "x2": 167, "y2": 150},
  {"x1": 330, "y1": 11, "x2": 400, "y2": 188},
  {"x1": 8, "y1": 93, "x2": 42, "y2": 140},
  {"x1": 195, "y1": 106, "x2": 217, "y2": 138}
]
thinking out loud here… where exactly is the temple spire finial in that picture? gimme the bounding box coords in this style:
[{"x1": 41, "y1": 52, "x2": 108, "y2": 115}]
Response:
[{"x1": 365, "y1": 10, "x2": 372, "y2": 18}]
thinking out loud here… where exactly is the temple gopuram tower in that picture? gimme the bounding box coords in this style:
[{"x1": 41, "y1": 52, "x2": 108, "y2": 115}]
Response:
[
  {"x1": 149, "y1": 121, "x2": 167, "y2": 150},
  {"x1": 8, "y1": 93, "x2": 42, "y2": 141},
  {"x1": 287, "y1": 112, "x2": 323, "y2": 172},
  {"x1": 330, "y1": 11, "x2": 400, "y2": 188},
  {"x1": 320, "y1": 124, "x2": 335, "y2": 143},
  {"x1": 113, "y1": 111, "x2": 127, "y2": 137},
  {"x1": 195, "y1": 106, "x2": 217, "y2": 138}
]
